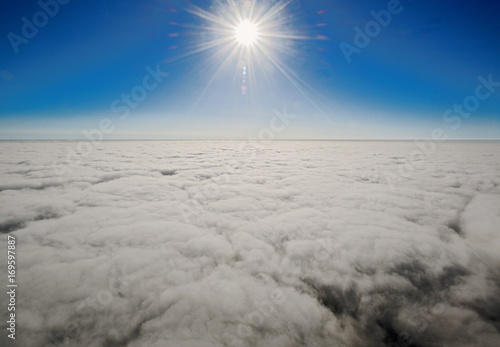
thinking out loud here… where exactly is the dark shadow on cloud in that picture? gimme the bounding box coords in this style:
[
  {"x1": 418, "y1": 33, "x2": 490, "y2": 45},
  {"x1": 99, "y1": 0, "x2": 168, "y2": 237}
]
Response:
[
  {"x1": 447, "y1": 218, "x2": 464, "y2": 236},
  {"x1": 0, "y1": 210, "x2": 59, "y2": 234},
  {"x1": 303, "y1": 279, "x2": 361, "y2": 319},
  {"x1": 160, "y1": 169, "x2": 177, "y2": 176},
  {"x1": 0, "y1": 219, "x2": 26, "y2": 234}
]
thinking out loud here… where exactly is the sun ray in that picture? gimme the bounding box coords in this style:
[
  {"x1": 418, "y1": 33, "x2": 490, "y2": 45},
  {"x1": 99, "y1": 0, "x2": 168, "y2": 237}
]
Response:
[
  {"x1": 253, "y1": 0, "x2": 291, "y2": 27},
  {"x1": 255, "y1": 43, "x2": 324, "y2": 113},
  {"x1": 185, "y1": 5, "x2": 236, "y2": 29},
  {"x1": 188, "y1": 43, "x2": 241, "y2": 115},
  {"x1": 164, "y1": 36, "x2": 235, "y2": 63},
  {"x1": 174, "y1": 0, "x2": 324, "y2": 117}
]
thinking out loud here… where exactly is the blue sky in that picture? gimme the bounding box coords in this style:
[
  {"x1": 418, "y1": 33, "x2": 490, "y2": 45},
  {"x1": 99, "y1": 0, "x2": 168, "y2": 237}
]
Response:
[{"x1": 1, "y1": 0, "x2": 499, "y2": 139}]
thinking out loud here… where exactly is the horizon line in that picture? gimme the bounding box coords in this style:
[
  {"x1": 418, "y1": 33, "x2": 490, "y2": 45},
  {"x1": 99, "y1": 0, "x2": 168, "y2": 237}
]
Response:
[{"x1": 1, "y1": 138, "x2": 500, "y2": 142}]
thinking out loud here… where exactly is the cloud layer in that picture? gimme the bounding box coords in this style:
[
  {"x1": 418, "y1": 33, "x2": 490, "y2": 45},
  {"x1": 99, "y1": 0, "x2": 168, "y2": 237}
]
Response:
[{"x1": 1, "y1": 140, "x2": 500, "y2": 347}]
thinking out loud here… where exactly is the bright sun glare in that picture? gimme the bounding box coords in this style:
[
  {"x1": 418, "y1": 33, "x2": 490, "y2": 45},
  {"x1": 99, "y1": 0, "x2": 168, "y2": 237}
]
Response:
[
  {"x1": 184, "y1": 0, "x2": 317, "y2": 107},
  {"x1": 235, "y1": 20, "x2": 259, "y2": 46}
]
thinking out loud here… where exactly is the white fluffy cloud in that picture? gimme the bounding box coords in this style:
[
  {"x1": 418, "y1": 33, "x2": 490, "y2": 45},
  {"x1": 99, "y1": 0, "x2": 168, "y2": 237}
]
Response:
[{"x1": 1, "y1": 140, "x2": 500, "y2": 346}]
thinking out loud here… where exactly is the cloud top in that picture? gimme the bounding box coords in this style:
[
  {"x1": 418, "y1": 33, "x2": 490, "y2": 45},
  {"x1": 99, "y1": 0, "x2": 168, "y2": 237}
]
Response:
[{"x1": 1, "y1": 140, "x2": 499, "y2": 346}]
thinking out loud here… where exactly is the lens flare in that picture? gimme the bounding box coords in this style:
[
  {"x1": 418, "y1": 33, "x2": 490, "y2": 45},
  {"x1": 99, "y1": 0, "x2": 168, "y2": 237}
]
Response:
[{"x1": 177, "y1": 0, "x2": 321, "y2": 110}]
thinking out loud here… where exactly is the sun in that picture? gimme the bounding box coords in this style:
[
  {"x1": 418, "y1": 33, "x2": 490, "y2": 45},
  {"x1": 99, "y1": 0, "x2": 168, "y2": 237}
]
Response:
[
  {"x1": 182, "y1": 0, "x2": 318, "y2": 106},
  {"x1": 234, "y1": 20, "x2": 259, "y2": 46}
]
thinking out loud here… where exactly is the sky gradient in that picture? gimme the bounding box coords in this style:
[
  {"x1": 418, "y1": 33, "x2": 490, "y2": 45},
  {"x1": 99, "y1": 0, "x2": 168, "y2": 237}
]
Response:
[{"x1": 1, "y1": 0, "x2": 499, "y2": 140}]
